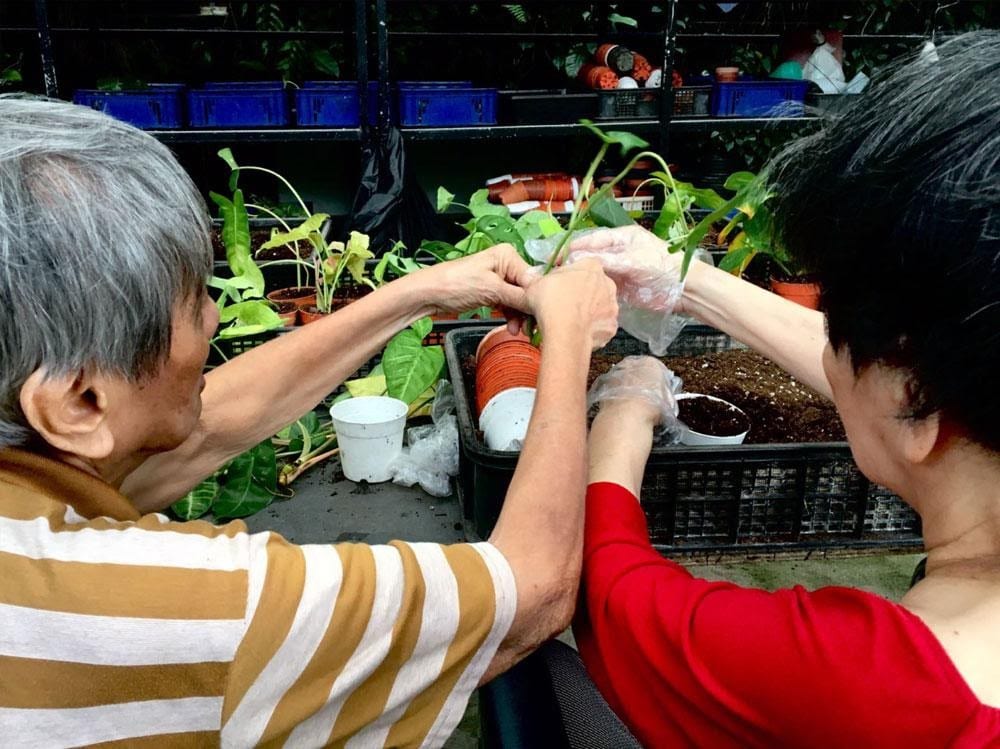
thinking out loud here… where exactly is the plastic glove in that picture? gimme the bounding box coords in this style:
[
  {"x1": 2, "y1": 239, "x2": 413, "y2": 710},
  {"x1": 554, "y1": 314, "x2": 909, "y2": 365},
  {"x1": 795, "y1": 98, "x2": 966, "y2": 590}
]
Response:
[
  {"x1": 566, "y1": 226, "x2": 710, "y2": 355},
  {"x1": 389, "y1": 382, "x2": 460, "y2": 497},
  {"x1": 587, "y1": 356, "x2": 683, "y2": 436}
]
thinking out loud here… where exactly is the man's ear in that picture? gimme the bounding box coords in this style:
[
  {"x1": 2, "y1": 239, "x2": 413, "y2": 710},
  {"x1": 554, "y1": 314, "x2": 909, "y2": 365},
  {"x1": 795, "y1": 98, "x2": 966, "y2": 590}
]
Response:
[
  {"x1": 19, "y1": 368, "x2": 115, "y2": 460},
  {"x1": 901, "y1": 410, "x2": 940, "y2": 465}
]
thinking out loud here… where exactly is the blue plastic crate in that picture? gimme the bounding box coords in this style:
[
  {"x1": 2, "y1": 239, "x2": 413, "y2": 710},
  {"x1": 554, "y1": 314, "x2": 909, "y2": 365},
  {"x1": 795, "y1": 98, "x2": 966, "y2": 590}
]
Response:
[
  {"x1": 188, "y1": 86, "x2": 290, "y2": 127},
  {"x1": 295, "y1": 82, "x2": 360, "y2": 126},
  {"x1": 72, "y1": 84, "x2": 185, "y2": 129},
  {"x1": 398, "y1": 86, "x2": 497, "y2": 127},
  {"x1": 711, "y1": 79, "x2": 810, "y2": 118}
]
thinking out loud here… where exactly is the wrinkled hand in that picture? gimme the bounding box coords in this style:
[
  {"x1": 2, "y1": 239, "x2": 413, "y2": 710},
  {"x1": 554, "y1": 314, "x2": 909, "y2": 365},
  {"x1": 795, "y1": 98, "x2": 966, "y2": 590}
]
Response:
[
  {"x1": 566, "y1": 226, "x2": 687, "y2": 316},
  {"x1": 415, "y1": 243, "x2": 533, "y2": 320},
  {"x1": 587, "y1": 355, "x2": 682, "y2": 429},
  {"x1": 526, "y1": 258, "x2": 619, "y2": 351}
]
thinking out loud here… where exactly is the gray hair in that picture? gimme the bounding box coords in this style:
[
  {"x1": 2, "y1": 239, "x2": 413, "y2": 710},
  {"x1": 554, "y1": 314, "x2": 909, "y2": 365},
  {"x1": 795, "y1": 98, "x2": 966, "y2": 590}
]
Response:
[{"x1": 0, "y1": 95, "x2": 212, "y2": 448}]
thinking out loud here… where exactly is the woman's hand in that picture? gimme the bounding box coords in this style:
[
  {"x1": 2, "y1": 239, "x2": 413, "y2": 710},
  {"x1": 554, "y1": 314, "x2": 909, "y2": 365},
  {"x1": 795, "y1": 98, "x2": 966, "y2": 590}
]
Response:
[
  {"x1": 567, "y1": 226, "x2": 689, "y2": 316},
  {"x1": 406, "y1": 243, "x2": 534, "y2": 320},
  {"x1": 588, "y1": 356, "x2": 681, "y2": 496}
]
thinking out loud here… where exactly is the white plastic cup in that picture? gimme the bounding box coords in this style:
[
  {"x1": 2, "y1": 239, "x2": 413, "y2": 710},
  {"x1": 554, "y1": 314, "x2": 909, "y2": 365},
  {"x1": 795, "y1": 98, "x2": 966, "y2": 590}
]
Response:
[
  {"x1": 676, "y1": 393, "x2": 750, "y2": 446},
  {"x1": 479, "y1": 387, "x2": 536, "y2": 452},
  {"x1": 330, "y1": 396, "x2": 408, "y2": 482}
]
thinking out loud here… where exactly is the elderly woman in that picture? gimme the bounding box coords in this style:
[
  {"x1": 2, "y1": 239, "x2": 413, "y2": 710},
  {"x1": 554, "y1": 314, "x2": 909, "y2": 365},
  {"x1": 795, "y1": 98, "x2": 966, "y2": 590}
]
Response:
[
  {"x1": 572, "y1": 31, "x2": 1000, "y2": 747},
  {"x1": 0, "y1": 95, "x2": 619, "y2": 745}
]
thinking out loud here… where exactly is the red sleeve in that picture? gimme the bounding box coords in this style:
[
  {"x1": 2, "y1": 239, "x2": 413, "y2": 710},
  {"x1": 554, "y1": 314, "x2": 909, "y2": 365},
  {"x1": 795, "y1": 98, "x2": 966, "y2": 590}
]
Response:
[{"x1": 574, "y1": 482, "x2": 983, "y2": 749}]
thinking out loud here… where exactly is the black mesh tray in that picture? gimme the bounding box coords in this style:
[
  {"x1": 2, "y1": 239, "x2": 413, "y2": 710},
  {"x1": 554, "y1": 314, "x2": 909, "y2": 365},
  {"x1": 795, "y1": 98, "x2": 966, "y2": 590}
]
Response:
[{"x1": 445, "y1": 325, "x2": 922, "y2": 556}]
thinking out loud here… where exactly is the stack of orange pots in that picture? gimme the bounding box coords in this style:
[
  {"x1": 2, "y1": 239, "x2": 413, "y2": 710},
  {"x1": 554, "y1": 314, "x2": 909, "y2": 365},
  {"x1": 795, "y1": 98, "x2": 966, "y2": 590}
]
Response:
[{"x1": 475, "y1": 327, "x2": 542, "y2": 416}]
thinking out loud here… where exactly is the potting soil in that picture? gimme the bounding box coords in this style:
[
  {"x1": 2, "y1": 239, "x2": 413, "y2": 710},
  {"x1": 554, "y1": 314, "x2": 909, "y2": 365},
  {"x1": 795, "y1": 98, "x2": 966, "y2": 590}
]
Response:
[{"x1": 678, "y1": 397, "x2": 750, "y2": 437}]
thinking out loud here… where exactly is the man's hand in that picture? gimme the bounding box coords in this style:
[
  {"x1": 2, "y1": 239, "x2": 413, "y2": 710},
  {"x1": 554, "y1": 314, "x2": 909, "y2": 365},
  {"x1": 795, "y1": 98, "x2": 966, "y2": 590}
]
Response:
[{"x1": 526, "y1": 258, "x2": 619, "y2": 350}]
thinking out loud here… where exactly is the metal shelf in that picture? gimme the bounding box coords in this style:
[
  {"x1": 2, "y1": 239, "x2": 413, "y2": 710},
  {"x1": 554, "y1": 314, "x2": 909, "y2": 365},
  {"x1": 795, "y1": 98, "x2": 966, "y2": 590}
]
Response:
[
  {"x1": 149, "y1": 128, "x2": 363, "y2": 144},
  {"x1": 401, "y1": 116, "x2": 817, "y2": 141}
]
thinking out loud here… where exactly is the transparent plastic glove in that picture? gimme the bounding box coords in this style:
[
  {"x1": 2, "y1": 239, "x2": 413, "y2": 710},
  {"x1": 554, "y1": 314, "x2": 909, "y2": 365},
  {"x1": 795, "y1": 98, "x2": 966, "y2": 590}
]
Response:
[
  {"x1": 389, "y1": 382, "x2": 459, "y2": 497},
  {"x1": 587, "y1": 356, "x2": 684, "y2": 439},
  {"x1": 566, "y1": 226, "x2": 711, "y2": 355}
]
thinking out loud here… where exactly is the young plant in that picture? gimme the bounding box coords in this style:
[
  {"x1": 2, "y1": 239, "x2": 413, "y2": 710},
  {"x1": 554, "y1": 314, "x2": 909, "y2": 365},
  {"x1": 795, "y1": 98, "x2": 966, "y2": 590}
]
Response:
[
  {"x1": 217, "y1": 148, "x2": 377, "y2": 314},
  {"x1": 715, "y1": 177, "x2": 798, "y2": 277}
]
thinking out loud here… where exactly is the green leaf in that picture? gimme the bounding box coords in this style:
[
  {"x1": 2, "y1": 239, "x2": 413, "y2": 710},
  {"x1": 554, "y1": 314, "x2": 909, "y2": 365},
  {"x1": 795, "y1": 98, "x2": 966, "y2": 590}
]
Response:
[
  {"x1": 217, "y1": 148, "x2": 240, "y2": 191},
  {"x1": 210, "y1": 189, "x2": 263, "y2": 298},
  {"x1": 579, "y1": 120, "x2": 649, "y2": 156},
  {"x1": 652, "y1": 199, "x2": 684, "y2": 240},
  {"x1": 608, "y1": 12, "x2": 639, "y2": 27},
  {"x1": 724, "y1": 171, "x2": 757, "y2": 192},
  {"x1": 515, "y1": 210, "x2": 563, "y2": 241},
  {"x1": 213, "y1": 441, "x2": 277, "y2": 519},
  {"x1": 588, "y1": 192, "x2": 634, "y2": 228},
  {"x1": 258, "y1": 213, "x2": 328, "y2": 251},
  {"x1": 719, "y1": 245, "x2": 755, "y2": 273},
  {"x1": 218, "y1": 300, "x2": 283, "y2": 328},
  {"x1": 337, "y1": 231, "x2": 375, "y2": 286},
  {"x1": 436, "y1": 186, "x2": 456, "y2": 212},
  {"x1": 469, "y1": 189, "x2": 509, "y2": 218},
  {"x1": 286, "y1": 411, "x2": 324, "y2": 455},
  {"x1": 217, "y1": 323, "x2": 271, "y2": 339},
  {"x1": 311, "y1": 48, "x2": 340, "y2": 77},
  {"x1": 171, "y1": 477, "x2": 219, "y2": 520},
  {"x1": 411, "y1": 316, "x2": 433, "y2": 339},
  {"x1": 419, "y1": 240, "x2": 463, "y2": 262},
  {"x1": 459, "y1": 306, "x2": 494, "y2": 320},
  {"x1": 2, "y1": 69, "x2": 22, "y2": 84},
  {"x1": 382, "y1": 330, "x2": 445, "y2": 405},
  {"x1": 476, "y1": 215, "x2": 525, "y2": 253}
]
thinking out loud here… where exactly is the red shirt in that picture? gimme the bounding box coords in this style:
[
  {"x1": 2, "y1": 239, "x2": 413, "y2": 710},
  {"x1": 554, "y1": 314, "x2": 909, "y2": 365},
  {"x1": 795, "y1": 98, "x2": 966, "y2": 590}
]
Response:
[{"x1": 575, "y1": 482, "x2": 1000, "y2": 748}]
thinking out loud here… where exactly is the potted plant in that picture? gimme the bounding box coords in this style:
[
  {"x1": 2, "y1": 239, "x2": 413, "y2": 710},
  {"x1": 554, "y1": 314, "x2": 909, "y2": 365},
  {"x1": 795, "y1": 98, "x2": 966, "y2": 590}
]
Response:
[
  {"x1": 676, "y1": 393, "x2": 751, "y2": 446},
  {"x1": 716, "y1": 178, "x2": 821, "y2": 309},
  {"x1": 215, "y1": 148, "x2": 377, "y2": 324}
]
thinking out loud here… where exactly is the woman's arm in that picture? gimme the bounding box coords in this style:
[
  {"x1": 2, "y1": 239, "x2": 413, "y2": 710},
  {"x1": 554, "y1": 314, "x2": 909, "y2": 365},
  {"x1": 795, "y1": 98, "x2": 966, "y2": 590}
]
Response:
[
  {"x1": 568, "y1": 226, "x2": 832, "y2": 399},
  {"x1": 122, "y1": 245, "x2": 533, "y2": 512}
]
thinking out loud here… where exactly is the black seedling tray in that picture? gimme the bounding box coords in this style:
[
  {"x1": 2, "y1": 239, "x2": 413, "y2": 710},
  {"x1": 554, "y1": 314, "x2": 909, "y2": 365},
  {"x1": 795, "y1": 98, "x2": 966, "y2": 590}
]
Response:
[{"x1": 445, "y1": 325, "x2": 922, "y2": 557}]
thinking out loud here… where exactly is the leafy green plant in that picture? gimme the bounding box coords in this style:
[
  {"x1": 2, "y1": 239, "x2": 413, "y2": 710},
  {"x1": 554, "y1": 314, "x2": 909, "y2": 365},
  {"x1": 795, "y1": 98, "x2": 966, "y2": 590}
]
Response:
[
  {"x1": 1, "y1": 54, "x2": 23, "y2": 89},
  {"x1": 715, "y1": 177, "x2": 798, "y2": 277},
  {"x1": 218, "y1": 148, "x2": 376, "y2": 313}
]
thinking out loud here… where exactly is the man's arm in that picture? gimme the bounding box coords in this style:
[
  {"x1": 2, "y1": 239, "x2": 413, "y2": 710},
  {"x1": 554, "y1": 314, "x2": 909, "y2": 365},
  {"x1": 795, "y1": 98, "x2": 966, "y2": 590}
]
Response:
[{"x1": 122, "y1": 246, "x2": 533, "y2": 512}]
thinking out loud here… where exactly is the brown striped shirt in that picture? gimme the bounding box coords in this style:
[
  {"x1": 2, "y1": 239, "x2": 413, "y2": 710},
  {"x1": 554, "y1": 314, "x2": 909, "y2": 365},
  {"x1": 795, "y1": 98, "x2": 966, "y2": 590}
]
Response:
[{"x1": 0, "y1": 449, "x2": 516, "y2": 748}]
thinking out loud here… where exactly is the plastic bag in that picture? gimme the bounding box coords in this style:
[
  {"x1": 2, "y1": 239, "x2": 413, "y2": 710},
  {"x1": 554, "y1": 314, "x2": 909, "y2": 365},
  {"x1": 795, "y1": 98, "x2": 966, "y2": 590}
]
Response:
[
  {"x1": 388, "y1": 381, "x2": 460, "y2": 497},
  {"x1": 587, "y1": 356, "x2": 684, "y2": 440},
  {"x1": 803, "y1": 42, "x2": 845, "y2": 94}
]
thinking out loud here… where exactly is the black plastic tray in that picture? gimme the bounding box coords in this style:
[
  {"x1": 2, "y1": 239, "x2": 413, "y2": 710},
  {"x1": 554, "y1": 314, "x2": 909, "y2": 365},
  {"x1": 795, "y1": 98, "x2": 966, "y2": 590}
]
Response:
[{"x1": 445, "y1": 325, "x2": 922, "y2": 556}]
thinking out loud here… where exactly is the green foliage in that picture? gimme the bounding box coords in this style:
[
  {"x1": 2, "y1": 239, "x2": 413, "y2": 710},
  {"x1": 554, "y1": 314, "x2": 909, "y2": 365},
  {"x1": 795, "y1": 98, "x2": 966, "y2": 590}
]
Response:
[
  {"x1": 383, "y1": 318, "x2": 445, "y2": 405},
  {"x1": 212, "y1": 440, "x2": 279, "y2": 519},
  {"x1": 171, "y1": 478, "x2": 219, "y2": 521}
]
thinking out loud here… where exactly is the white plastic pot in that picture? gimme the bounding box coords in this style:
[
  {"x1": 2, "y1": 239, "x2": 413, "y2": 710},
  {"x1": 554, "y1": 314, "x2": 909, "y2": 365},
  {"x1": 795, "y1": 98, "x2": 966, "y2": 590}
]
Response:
[
  {"x1": 676, "y1": 393, "x2": 750, "y2": 446},
  {"x1": 479, "y1": 387, "x2": 536, "y2": 452},
  {"x1": 330, "y1": 396, "x2": 408, "y2": 482}
]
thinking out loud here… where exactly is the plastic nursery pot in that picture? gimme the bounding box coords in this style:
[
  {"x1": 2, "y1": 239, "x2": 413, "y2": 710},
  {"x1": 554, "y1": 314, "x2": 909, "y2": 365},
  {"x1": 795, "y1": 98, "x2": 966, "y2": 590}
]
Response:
[
  {"x1": 479, "y1": 387, "x2": 537, "y2": 452},
  {"x1": 266, "y1": 286, "x2": 316, "y2": 311},
  {"x1": 676, "y1": 393, "x2": 750, "y2": 446},
  {"x1": 298, "y1": 306, "x2": 328, "y2": 325},
  {"x1": 715, "y1": 66, "x2": 740, "y2": 83},
  {"x1": 329, "y1": 396, "x2": 408, "y2": 482},
  {"x1": 274, "y1": 301, "x2": 299, "y2": 326},
  {"x1": 769, "y1": 277, "x2": 821, "y2": 310},
  {"x1": 475, "y1": 328, "x2": 541, "y2": 415}
]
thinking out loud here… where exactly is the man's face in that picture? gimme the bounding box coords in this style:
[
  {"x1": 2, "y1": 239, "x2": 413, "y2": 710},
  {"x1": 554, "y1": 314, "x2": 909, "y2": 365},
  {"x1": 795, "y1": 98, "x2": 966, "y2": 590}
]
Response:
[{"x1": 109, "y1": 289, "x2": 219, "y2": 457}]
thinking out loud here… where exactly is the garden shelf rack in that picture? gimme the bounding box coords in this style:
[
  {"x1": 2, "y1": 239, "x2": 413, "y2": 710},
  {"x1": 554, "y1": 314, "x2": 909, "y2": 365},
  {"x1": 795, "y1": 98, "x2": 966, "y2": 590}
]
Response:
[{"x1": 446, "y1": 325, "x2": 923, "y2": 558}]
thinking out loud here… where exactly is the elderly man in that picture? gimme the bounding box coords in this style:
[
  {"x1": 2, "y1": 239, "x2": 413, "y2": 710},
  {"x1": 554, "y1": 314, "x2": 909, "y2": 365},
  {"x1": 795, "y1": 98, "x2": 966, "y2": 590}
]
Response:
[{"x1": 0, "y1": 96, "x2": 618, "y2": 747}]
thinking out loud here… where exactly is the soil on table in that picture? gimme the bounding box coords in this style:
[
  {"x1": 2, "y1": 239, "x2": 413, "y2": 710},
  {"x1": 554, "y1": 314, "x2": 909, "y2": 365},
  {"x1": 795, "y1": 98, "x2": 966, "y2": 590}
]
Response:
[
  {"x1": 211, "y1": 228, "x2": 311, "y2": 262},
  {"x1": 678, "y1": 397, "x2": 750, "y2": 437},
  {"x1": 588, "y1": 349, "x2": 846, "y2": 444}
]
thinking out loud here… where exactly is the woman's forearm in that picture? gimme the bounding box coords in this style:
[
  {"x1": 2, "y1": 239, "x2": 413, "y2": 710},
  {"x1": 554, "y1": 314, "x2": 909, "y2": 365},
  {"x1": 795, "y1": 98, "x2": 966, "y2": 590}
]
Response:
[
  {"x1": 122, "y1": 274, "x2": 431, "y2": 510},
  {"x1": 683, "y1": 261, "x2": 832, "y2": 400},
  {"x1": 588, "y1": 404, "x2": 655, "y2": 497}
]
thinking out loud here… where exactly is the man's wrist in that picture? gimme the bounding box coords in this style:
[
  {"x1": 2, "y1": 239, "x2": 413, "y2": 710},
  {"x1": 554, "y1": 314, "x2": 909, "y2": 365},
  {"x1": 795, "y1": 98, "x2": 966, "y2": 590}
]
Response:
[{"x1": 391, "y1": 272, "x2": 438, "y2": 321}]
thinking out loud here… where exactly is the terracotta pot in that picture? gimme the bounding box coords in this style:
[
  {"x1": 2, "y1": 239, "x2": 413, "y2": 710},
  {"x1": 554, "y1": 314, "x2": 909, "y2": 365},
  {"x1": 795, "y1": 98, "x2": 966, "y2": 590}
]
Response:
[
  {"x1": 274, "y1": 301, "x2": 299, "y2": 326},
  {"x1": 475, "y1": 329, "x2": 541, "y2": 416},
  {"x1": 266, "y1": 286, "x2": 316, "y2": 311},
  {"x1": 578, "y1": 63, "x2": 619, "y2": 90},
  {"x1": 431, "y1": 308, "x2": 506, "y2": 322},
  {"x1": 770, "y1": 277, "x2": 821, "y2": 310},
  {"x1": 715, "y1": 66, "x2": 740, "y2": 83}
]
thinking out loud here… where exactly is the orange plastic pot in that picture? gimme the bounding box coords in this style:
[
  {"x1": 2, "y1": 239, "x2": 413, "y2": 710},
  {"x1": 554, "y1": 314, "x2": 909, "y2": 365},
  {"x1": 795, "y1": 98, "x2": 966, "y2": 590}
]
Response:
[
  {"x1": 267, "y1": 286, "x2": 316, "y2": 311},
  {"x1": 770, "y1": 278, "x2": 821, "y2": 310},
  {"x1": 274, "y1": 301, "x2": 299, "y2": 327},
  {"x1": 298, "y1": 307, "x2": 329, "y2": 325},
  {"x1": 475, "y1": 329, "x2": 541, "y2": 416},
  {"x1": 578, "y1": 63, "x2": 619, "y2": 90},
  {"x1": 715, "y1": 66, "x2": 740, "y2": 83},
  {"x1": 431, "y1": 308, "x2": 505, "y2": 322}
]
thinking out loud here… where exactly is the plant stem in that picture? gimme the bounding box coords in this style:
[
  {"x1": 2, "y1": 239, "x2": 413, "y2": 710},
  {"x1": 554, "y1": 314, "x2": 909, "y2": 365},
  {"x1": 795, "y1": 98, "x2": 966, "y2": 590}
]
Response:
[{"x1": 237, "y1": 165, "x2": 311, "y2": 217}]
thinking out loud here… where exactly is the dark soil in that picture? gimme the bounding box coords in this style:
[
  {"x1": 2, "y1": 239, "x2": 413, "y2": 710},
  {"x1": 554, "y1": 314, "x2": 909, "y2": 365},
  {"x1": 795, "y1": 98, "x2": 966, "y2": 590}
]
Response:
[
  {"x1": 588, "y1": 349, "x2": 846, "y2": 444},
  {"x1": 269, "y1": 286, "x2": 313, "y2": 302},
  {"x1": 678, "y1": 396, "x2": 749, "y2": 437},
  {"x1": 211, "y1": 228, "x2": 311, "y2": 262}
]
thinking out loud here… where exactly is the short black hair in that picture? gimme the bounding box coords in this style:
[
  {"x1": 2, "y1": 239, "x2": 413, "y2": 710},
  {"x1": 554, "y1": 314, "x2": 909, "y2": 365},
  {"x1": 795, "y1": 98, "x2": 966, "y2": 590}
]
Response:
[{"x1": 768, "y1": 30, "x2": 1000, "y2": 453}]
